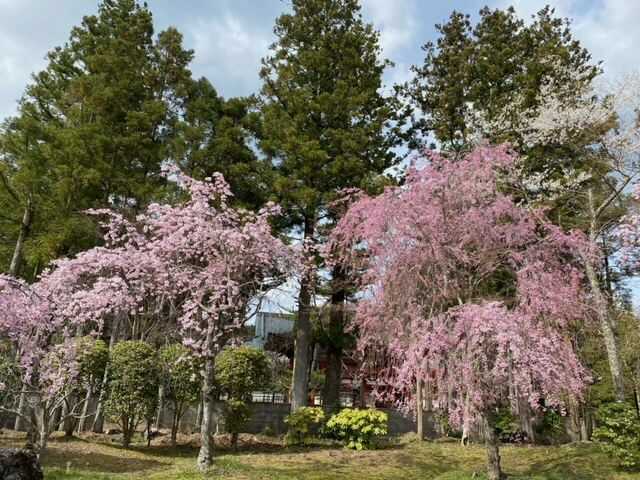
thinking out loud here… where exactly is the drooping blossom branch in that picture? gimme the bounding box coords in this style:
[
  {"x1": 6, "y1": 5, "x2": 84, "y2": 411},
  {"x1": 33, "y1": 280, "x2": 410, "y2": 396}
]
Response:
[{"x1": 329, "y1": 146, "x2": 592, "y2": 428}]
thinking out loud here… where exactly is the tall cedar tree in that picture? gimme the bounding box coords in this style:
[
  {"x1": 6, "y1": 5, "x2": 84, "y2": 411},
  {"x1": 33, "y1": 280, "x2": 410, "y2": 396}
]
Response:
[
  {"x1": 260, "y1": 0, "x2": 400, "y2": 412},
  {"x1": 0, "y1": 0, "x2": 194, "y2": 279},
  {"x1": 404, "y1": 6, "x2": 598, "y2": 161}
]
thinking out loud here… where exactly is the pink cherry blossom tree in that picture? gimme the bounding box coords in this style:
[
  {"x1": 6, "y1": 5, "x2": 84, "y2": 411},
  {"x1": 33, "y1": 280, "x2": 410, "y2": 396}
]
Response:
[
  {"x1": 67, "y1": 170, "x2": 293, "y2": 469},
  {"x1": 0, "y1": 275, "x2": 86, "y2": 450},
  {"x1": 469, "y1": 69, "x2": 640, "y2": 402},
  {"x1": 136, "y1": 170, "x2": 293, "y2": 469},
  {"x1": 330, "y1": 145, "x2": 592, "y2": 479},
  {"x1": 0, "y1": 170, "x2": 293, "y2": 467}
]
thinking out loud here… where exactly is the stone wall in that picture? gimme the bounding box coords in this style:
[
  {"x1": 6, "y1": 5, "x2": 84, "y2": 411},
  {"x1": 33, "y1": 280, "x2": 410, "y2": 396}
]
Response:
[
  {"x1": 158, "y1": 401, "x2": 434, "y2": 437},
  {"x1": 0, "y1": 401, "x2": 437, "y2": 438}
]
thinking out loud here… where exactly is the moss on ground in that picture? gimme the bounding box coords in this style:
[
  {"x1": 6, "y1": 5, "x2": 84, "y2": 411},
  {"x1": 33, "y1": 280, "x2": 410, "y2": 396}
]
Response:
[{"x1": 1, "y1": 431, "x2": 639, "y2": 479}]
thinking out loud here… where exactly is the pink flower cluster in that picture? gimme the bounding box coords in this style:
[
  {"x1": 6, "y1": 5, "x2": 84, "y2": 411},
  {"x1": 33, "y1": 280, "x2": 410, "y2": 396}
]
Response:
[
  {"x1": 0, "y1": 170, "x2": 294, "y2": 397},
  {"x1": 330, "y1": 145, "x2": 592, "y2": 425}
]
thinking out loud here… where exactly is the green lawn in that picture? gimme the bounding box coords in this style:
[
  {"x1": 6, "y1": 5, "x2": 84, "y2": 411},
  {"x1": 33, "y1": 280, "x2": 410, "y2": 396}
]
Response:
[{"x1": 2, "y1": 431, "x2": 639, "y2": 479}]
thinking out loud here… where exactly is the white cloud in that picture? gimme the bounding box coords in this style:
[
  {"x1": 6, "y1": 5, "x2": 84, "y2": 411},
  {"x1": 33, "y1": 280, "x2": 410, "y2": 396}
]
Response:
[
  {"x1": 571, "y1": 0, "x2": 640, "y2": 78},
  {"x1": 0, "y1": 29, "x2": 40, "y2": 118},
  {"x1": 187, "y1": 14, "x2": 271, "y2": 98},
  {"x1": 0, "y1": 0, "x2": 93, "y2": 119},
  {"x1": 362, "y1": 0, "x2": 418, "y2": 58},
  {"x1": 506, "y1": 0, "x2": 640, "y2": 79}
]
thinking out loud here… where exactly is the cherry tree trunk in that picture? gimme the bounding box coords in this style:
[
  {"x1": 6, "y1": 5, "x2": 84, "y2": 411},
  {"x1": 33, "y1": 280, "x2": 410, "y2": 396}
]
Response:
[
  {"x1": 62, "y1": 396, "x2": 77, "y2": 437},
  {"x1": 93, "y1": 317, "x2": 120, "y2": 433},
  {"x1": 197, "y1": 355, "x2": 216, "y2": 471},
  {"x1": 483, "y1": 413, "x2": 503, "y2": 480},
  {"x1": 33, "y1": 399, "x2": 49, "y2": 452},
  {"x1": 76, "y1": 383, "x2": 93, "y2": 433},
  {"x1": 516, "y1": 396, "x2": 535, "y2": 443},
  {"x1": 13, "y1": 387, "x2": 27, "y2": 432},
  {"x1": 461, "y1": 396, "x2": 472, "y2": 446},
  {"x1": 416, "y1": 377, "x2": 424, "y2": 441}
]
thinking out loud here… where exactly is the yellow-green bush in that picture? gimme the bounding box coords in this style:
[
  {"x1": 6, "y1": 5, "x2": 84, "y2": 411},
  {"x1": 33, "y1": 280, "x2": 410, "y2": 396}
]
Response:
[
  {"x1": 284, "y1": 406, "x2": 325, "y2": 445},
  {"x1": 325, "y1": 408, "x2": 388, "y2": 450}
]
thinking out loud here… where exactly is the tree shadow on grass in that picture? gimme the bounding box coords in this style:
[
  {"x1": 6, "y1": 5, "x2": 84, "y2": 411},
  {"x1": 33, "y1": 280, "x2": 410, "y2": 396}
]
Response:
[
  {"x1": 42, "y1": 436, "x2": 164, "y2": 474},
  {"x1": 215, "y1": 449, "x2": 469, "y2": 480},
  {"x1": 42, "y1": 447, "x2": 163, "y2": 474},
  {"x1": 511, "y1": 444, "x2": 621, "y2": 480}
]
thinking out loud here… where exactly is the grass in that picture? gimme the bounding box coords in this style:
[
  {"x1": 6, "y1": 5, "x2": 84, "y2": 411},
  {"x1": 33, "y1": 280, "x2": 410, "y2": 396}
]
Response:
[{"x1": 2, "y1": 430, "x2": 640, "y2": 479}]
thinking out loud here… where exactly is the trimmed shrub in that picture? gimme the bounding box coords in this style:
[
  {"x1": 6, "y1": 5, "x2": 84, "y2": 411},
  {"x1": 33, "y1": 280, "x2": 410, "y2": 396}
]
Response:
[
  {"x1": 159, "y1": 343, "x2": 201, "y2": 446},
  {"x1": 105, "y1": 341, "x2": 159, "y2": 448},
  {"x1": 215, "y1": 346, "x2": 271, "y2": 448},
  {"x1": 223, "y1": 399, "x2": 251, "y2": 449},
  {"x1": 593, "y1": 402, "x2": 640, "y2": 470},
  {"x1": 216, "y1": 346, "x2": 271, "y2": 400},
  {"x1": 325, "y1": 408, "x2": 388, "y2": 450},
  {"x1": 284, "y1": 407, "x2": 325, "y2": 446}
]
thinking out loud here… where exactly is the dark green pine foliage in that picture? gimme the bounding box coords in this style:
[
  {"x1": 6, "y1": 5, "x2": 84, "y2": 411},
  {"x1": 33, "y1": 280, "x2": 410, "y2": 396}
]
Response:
[
  {"x1": 259, "y1": 0, "x2": 401, "y2": 412},
  {"x1": 0, "y1": 0, "x2": 194, "y2": 278},
  {"x1": 403, "y1": 6, "x2": 609, "y2": 234},
  {"x1": 171, "y1": 78, "x2": 272, "y2": 210},
  {"x1": 404, "y1": 6, "x2": 599, "y2": 155}
]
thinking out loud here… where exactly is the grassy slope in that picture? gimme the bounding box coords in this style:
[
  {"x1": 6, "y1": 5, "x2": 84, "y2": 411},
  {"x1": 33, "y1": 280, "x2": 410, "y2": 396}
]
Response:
[{"x1": 2, "y1": 432, "x2": 640, "y2": 480}]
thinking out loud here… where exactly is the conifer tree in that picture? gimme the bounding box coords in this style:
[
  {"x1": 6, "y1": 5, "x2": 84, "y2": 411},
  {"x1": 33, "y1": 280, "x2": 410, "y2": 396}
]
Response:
[
  {"x1": 259, "y1": 0, "x2": 401, "y2": 412},
  {"x1": 0, "y1": 0, "x2": 194, "y2": 278}
]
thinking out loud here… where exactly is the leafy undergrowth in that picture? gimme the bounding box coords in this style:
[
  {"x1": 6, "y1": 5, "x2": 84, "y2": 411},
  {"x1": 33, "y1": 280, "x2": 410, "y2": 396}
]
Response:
[{"x1": 2, "y1": 431, "x2": 640, "y2": 479}]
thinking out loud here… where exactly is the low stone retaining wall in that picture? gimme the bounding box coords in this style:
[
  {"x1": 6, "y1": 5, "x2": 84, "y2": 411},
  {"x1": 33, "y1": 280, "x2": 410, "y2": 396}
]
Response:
[{"x1": 159, "y1": 402, "x2": 435, "y2": 437}]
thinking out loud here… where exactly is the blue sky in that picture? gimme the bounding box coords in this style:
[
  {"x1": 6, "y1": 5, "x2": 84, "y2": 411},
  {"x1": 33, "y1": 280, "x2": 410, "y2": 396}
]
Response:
[{"x1": 1, "y1": 0, "x2": 638, "y2": 121}]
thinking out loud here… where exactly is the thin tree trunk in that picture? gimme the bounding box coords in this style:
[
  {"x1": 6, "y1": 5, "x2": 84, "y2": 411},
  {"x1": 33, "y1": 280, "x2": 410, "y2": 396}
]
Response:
[
  {"x1": 197, "y1": 354, "x2": 216, "y2": 471},
  {"x1": 155, "y1": 383, "x2": 165, "y2": 430},
  {"x1": 93, "y1": 317, "x2": 120, "y2": 433},
  {"x1": 14, "y1": 387, "x2": 27, "y2": 431},
  {"x1": 416, "y1": 376, "x2": 424, "y2": 441},
  {"x1": 9, "y1": 197, "x2": 33, "y2": 278},
  {"x1": 461, "y1": 395, "x2": 472, "y2": 446},
  {"x1": 63, "y1": 395, "x2": 77, "y2": 437},
  {"x1": 587, "y1": 188, "x2": 625, "y2": 401},
  {"x1": 291, "y1": 218, "x2": 315, "y2": 412},
  {"x1": 146, "y1": 418, "x2": 152, "y2": 447},
  {"x1": 580, "y1": 406, "x2": 590, "y2": 441},
  {"x1": 170, "y1": 405, "x2": 180, "y2": 447},
  {"x1": 77, "y1": 383, "x2": 93, "y2": 433},
  {"x1": 585, "y1": 255, "x2": 625, "y2": 401},
  {"x1": 195, "y1": 396, "x2": 203, "y2": 433},
  {"x1": 483, "y1": 412, "x2": 503, "y2": 480}
]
